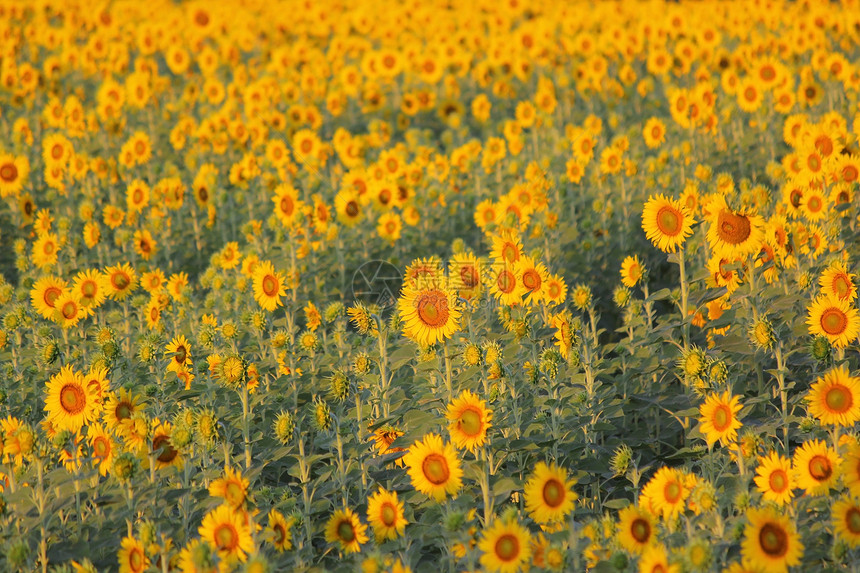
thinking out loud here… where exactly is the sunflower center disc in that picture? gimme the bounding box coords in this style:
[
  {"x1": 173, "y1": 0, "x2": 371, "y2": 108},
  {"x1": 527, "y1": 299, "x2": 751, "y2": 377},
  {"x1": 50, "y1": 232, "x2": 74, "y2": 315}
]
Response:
[
  {"x1": 758, "y1": 523, "x2": 788, "y2": 557},
  {"x1": 495, "y1": 534, "x2": 520, "y2": 562},
  {"x1": 422, "y1": 453, "x2": 450, "y2": 485}
]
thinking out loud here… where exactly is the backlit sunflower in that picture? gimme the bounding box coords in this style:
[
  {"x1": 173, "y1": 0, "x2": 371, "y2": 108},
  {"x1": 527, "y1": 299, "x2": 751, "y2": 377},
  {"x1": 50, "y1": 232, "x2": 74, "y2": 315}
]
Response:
[
  {"x1": 30, "y1": 275, "x2": 68, "y2": 319},
  {"x1": 616, "y1": 505, "x2": 656, "y2": 554},
  {"x1": 252, "y1": 260, "x2": 286, "y2": 312},
  {"x1": 209, "y1": 467, "x2": 249, "y2": 509},
  {"x1": 325, "y1": 507, "x2": 368, "y2": 554},
  {"x1": 266, "y1": 509, "x2": 295, "y2": 552},
  {"x1": 105, "y1": 262, "x2": 138, "y2": 301},
  {"x1": 706, "y1": 195, "x2": 765, "y2": 259},
  {"x1": 117, "y1": 536, "x2": 149, "y2": 573},
  {"x1": 44, "y1": 365, "x2": 100, "y2": 432},
  {"x1": 753, "y1": 452, "x2": 794, "y2": 505},
  {"x1": 198, "y1": 504, "x2": 254, "y2": 564},
  {"x1": 402, "y1": 433, "x2": 463, "y2": 502},
  {"x1": 150, "y1": 420, "x2": 181, "y2": 470},
  {"x1": 641, "y1": 194, "x2": 694, "y2": 253},
  {"x1": 272, "y1": 183, "x2": 303, "y2": 227},
  {"x1": 448, "y1": 252, "x2": 484, "y2": 300},
  {"x1": 741, "y1": 507, "x2": 803, "y2": 573},
  {"x1": 806, "y1": 295, "x2": 860, "y2": 348},
  {"x1": 640, "y1": 467, "x2": 689, "y2": 520},
  {"x1": 805, "y1": 366, "x2": 860, "y2": 427},
  {"x1": 819, "y1": 263, "x2": 857, "y2": 302},
  {"x1": 88, "y1": 423, "x2": 117, "y2": 477},
  {"x1": 73, "y1": 269, "x2": 109, "y2": 310},
  {"x1": 793, "y1": 439, "x2": 840, "y2": 496},
  {"x1": 490, "y1": 230, "x2": 523, "y2": 264},
  {"x1": 832, "y1": 497, "x2": 860, "y2": 548},
  {"x1": 698, "y1": 391, "x2": 743, "y2": 447},
  {"x1": 366, "y1": 487, "x2": 407, "y2": 542},
  {"x1": 398, "y1": 282, "x2": 461, "y2": 347},
  {"x1": 446, "y1": 389, "x2": 492, "y2": 451},
  {"x1": 477, "y1": 518, "x2": 532, "y2": 573},
  {"x1": 541, "y1": 273, "x2": 567, "y2": 306},
  {"x1": 523, "y1": 462, "x2": 577, "y2": 525},
  {"x1": 515, "y1": 255, "x2": 548, "y2": 306},
  {"x1": 165, "y1": 335, "x2": 192, "y2": 374},
  {"x1": 487, "y1": 263, "x2": 526, "y2": 307},
  {"x1": 638, "y1": 544, "x2": 680, "y2": 573},
  {"x1": 620, "y1": 255, "x2": 644, "y2": 288},
  {"x1": 0, "y1": 153, "x2": 29, "y2": 197},
  {"x1": 103, "y1": 388, "x2": 142, "y2": 437}
]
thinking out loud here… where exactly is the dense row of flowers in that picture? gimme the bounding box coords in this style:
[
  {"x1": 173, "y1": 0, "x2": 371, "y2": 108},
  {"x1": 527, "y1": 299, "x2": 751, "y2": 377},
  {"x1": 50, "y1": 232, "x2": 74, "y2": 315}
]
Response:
[{"x1": 1, "y1": 0, "x2": 860, "y2": 572}]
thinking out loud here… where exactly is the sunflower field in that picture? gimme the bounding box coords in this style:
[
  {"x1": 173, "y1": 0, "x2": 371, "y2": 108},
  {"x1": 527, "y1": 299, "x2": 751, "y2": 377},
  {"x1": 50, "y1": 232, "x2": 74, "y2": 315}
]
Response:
[{"x1": 3, "y1": 0, "x2": 860, "y2": 572}]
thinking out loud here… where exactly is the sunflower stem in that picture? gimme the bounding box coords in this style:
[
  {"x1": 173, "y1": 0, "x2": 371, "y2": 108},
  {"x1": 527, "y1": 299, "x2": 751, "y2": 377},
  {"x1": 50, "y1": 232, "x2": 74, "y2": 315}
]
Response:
[
  {"x1": 774, "y1": 342, "x2": 790, "y2": 455},
  {"x1": 678, "y1": 246, "x2": 689, "y2": 351},
  {"x1": 443, "y1": 340, "x2": 454, "y2": 403}
]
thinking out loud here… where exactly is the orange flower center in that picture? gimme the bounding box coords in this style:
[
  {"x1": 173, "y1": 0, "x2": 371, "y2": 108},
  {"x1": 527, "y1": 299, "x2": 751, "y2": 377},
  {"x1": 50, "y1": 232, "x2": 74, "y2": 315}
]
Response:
[
  {"x1": 457, "y1": 407, "x2": 483, "y2": 437},
  {"x1": 60, "y1": 384, "x2": 86, "y2": 414},
  {"x1": 656, "y1": 205, "x2": 682, "y2": 236},
  {"x1": 820, "y1": 308, "x2": 848, "y2": 336},
  {"x1": 262, "y1": 275, "x2": 279, "y2": 297},
  {"x1": 416, "y1": 290, "x2": 449, "y2": 328},
  {"x1": 422, "y1": 453, "x2": 450, "y2": 485},
  {"x1": 152, "y1": 434, "x2": 178, "y2": 464},
  {"x1": 542, "y1": 478, "x2": 565, "y2": 508},
  {"x1": 663, "y1": 480, "x2": 682, "y2": 504},
  {"x1": 522, "y1": 269, "x2": 541, "y2": 291},
  {"x1": 380, "y1": 502, "x2": 397, "y2": 526},
  {"x1": 631, "y1": 517, "x2": 651, "y2": 543},
  {"x1": 808, "y1": 454, "x2": 833, "y2": 482},
  {"x1": 712, "y1": 404, "x2": 732, "y2": 432},
  {"x1": 825, "y1": 384, "x2": 852, "y2": 413},
  {"x1": 758, "y1": 523, "x2": 788, "y2": 557},
  {"x1": 494, "y1": 534, "x2": 520, "y2": 562},
  {"x1": 846, "y1": 508, "x2": 860, "y2": 535},
  {"x1": 0, "y1": 163, "x2": 18, "y2": 182},
  {"x1": 768, "y1": 469, "x2": 788, "y2": 493},
  {"x1": 214, "y1": 523, "x2": 239, "y2": 550},
  {"x1": 717, "y1": 209, "x2": 752, "y2": 244}
]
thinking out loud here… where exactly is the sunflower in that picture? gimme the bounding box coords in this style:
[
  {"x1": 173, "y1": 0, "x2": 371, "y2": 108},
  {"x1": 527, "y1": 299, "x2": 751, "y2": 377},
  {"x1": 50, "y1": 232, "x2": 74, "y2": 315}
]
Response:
[
  {"x1": 487, "y1": 263, "x2": 526, "y2": 307},
  {"x1": 325, "y1": 508, "x2": 368, "y2": 554},
  {"x1": 620, "y1": 255, "x2": 644, "y2": 288},
  {"x1": 843, "y1": 444, "x2": 860, "y2": 498},
  {"x1": 403, "y1": 257, "x2": 444, "y2": 289},
  {"x1": 446, "y1": 389, "x2": 493, "y2": 451},
  {"x1": 639, "y1": 544, "x2": 679, "y2": 573},
  {"x1": 698, "y1": 391, "x2": 743, "y2": 447},
  {"x1": 793, "y1": 439, "x2": 840, "y2": 496},
  {"x1": 477, "y1": 518, "x2": 532, "y2": 573},
  {"x1": 209, "y1": 467, "x2": 249, "y2": 509},
  {"x1": 398, "y1": 283, "x2": 461, "y2": 347},
  {"x1": 335, "y1": 189, "x2": 363, "y2": 226},
  {"x1": 523, "y1": 462, "x2": 577, "y2": 524},
  {"x1": 165, "y1": 335, "x2": 192, "y2": 374},
  {"x1": 198, "y1": 504, "x2": 254, "y2": 564},
  {"x1": 706, "y1": 195, "x2": 765, "y2": 259},
  {"x1": 641, "y1": 194, "x2": 694, "y2": 253},
  {"x1": 32, "y1": 232, "x2": 59, "y2": 269},
  {"x1": 103, "y1": 388, "x2": 142, "y2": 437},
  {"x1": 448, "y1": 253, "x2": 484, "y2": 300},
  {"x1": 753, "y1": 452, "x2": 794, "y2": 505},
  {"x1": 30, "y1": 275, "x2": 68, "y2": 319},
  {"x1": 150, "y1": 420, "x2": 181, "y2": 470},
  {"x1": 0, "y1": 153, "x2": 29, "y2": 197},
  {"x1": 73, "y1": 269, "x2": 109, "y2": 310},
  {"x1": 272, "y1": 183, "x2": 303, "y2": 227},
  {"x1": 640, "y1": 467, "x2": 689, "y2": 520},
  {"x1": 805, "y1": 366, "x2": 860, "y2": 427},
  {"x1": 44, "y1": 365, "x2": 100, "y2": 432},
  {"x1": 376, "y1": 211, "x2": 402, "y2": 242},
  {"x1": 117, "y1": 536, "x2": 149, "y2": 573},
  {"x1": 741, "y1": 507, "x2": 803, "y2": 573},
  {"x1": 88, "y1": 423, "x2": 117, "y2": 477},
  {"x1": 642, "y1": 117, "x2": 666, "y2": 149},
  {"x1": 402, "y1": 433, "x2": 463, "y2": 502},
  {"x1": 833, "y1": 497, "x2": 860, "y2": 548},
  {"x1": 515, "y1": 255, "x2": 548, "y2": 306},
  {"x1": 105, "y1": 262, "x2": 138, "y2": 301},
  {"x1": 616, "y1": 505, "x2": 656, "y2": 554},
  {"x1": 131, "y1": 229, "x2": 156, "y2": 261},
  {"x1": 252, "y1": 260, "x2": 286, "y2": 312},
  {"x1": 125, "y1": 179, "x2": 150, "y2": 212},
  {"x1": 806, "y1": 295, "x2": 860, "y2": 348},
  {"x1": 490, "y1": 230, "x2": 523, "y2": 264},
  {"x1": 819, "y1": 263, "x2": 857, "y2": 302},
  {"x1": 366, "y1": 487, "x2": 407, "y2": 542},
  {"x1": 541, "y1": 273, "x2": 567, "y2": 306},
  {"x1": 267, "y1": 509, "x2": 295, "y2": 552}
]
